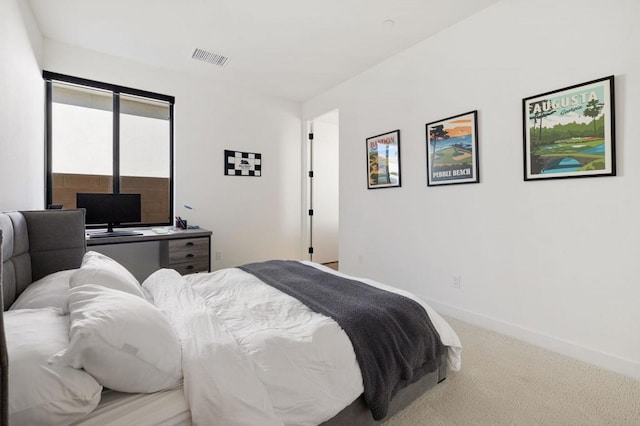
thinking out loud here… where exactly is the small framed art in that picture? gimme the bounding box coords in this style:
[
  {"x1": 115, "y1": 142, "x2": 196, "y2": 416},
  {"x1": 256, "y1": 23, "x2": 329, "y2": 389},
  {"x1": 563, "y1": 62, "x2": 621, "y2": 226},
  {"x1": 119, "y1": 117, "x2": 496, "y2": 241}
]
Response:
[
  {"x1": 366, "y1": 129, "x2": 401, "y2": 189},
  {"x1": 224, "y1": 150, "x2": 262, "y2": 176},
  {"x1": 425, "y1": 110, "x2": 479, "y2": 186},
  {"x1": 522, "y1": 75, "x2": 615, "y2": 181}
]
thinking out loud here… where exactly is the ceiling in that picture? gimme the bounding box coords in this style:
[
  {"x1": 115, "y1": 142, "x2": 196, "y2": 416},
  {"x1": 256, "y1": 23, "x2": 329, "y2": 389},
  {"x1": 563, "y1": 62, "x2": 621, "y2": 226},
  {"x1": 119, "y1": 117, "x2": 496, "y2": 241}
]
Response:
[{"x1": 27, "y1": 0, "x2": 500, "y2": 103}]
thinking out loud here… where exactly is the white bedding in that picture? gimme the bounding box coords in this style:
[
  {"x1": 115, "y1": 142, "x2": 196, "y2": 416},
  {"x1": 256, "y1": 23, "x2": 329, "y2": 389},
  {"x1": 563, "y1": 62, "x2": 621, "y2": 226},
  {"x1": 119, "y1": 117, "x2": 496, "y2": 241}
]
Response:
[
  {"x1": 73, "y1": 387, "x2": 190, "y2": 426},
  {"x1": 142, "y1": 262, "x2": 462, "y2": 426}
]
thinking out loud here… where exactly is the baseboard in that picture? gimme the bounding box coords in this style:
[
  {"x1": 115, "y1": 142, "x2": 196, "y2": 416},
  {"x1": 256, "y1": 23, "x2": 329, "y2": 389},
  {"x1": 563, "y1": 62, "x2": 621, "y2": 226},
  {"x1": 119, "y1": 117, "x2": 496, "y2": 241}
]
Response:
[{"x1": 423, "y1": 297, "x2": 640, "y2": 380}]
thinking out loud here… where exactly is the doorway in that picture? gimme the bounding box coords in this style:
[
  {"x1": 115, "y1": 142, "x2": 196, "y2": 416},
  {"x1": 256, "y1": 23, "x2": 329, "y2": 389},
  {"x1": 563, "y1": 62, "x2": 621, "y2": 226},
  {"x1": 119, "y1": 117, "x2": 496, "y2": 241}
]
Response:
[{"x1": 307, "y1": 109, "x2": 339, "y2": 266}]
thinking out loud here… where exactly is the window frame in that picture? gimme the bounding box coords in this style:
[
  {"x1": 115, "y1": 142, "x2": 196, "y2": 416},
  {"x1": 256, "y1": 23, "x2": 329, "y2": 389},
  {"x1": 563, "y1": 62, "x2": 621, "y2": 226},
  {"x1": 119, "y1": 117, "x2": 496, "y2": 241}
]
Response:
[{"x1": 43, "y1": 71, "x2": 175, "y2": 228}]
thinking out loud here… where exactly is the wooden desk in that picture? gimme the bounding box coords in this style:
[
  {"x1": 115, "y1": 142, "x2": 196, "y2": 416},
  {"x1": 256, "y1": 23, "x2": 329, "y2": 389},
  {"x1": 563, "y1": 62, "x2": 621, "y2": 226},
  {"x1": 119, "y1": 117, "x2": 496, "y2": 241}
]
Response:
[{"x1": 86, "y1": 228, "x2": 212, "y2": 279}]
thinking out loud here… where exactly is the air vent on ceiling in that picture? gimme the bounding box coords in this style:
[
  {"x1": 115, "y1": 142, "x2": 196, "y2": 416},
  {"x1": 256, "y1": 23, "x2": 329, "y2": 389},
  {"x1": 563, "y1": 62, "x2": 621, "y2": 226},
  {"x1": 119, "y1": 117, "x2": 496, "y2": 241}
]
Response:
[{"x1": 192, "y1": 48, "x2": 230, "y2": 67}]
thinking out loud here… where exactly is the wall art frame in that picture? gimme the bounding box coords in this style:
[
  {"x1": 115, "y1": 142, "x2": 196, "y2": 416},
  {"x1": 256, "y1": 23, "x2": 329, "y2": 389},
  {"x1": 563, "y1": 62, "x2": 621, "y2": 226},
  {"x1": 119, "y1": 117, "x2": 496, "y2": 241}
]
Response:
[
  {"x1": 425, "y1": 110, "x2": 479, "y2": 186},
  {"x1": 366, "y1": 129, "x2": 401, "y2": 189},
  {"x1": 224, "y1": 149, "x2": 262, "y2": 176},
  {"x1": 522, "y1": 75, "x2": 616, "y2": 181}
]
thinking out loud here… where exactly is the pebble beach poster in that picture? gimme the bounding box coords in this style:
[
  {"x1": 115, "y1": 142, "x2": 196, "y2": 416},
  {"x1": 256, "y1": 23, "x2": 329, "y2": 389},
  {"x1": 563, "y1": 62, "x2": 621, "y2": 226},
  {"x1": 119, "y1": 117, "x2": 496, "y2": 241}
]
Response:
[{"x1": 426, "y1": 110, "x2": 479, "y2": 186}]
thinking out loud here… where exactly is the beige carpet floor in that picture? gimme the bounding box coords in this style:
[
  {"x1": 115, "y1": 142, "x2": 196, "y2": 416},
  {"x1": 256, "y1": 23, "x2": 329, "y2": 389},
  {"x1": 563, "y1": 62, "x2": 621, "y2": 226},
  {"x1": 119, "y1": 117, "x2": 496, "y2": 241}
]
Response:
[{"x1": 383, "y1": 317, "x2": 640, "y2": 426}]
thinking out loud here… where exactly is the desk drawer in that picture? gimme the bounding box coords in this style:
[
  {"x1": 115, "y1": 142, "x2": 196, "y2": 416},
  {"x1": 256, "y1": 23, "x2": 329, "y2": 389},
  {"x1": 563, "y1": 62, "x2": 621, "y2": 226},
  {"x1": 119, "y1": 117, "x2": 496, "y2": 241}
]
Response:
[
  {"x1": 166, "y1": 237, "x2": 209, "y2": 253},
  {"x1": 170, "y1": 260, "x2": 210, "y2": 275},
  {"x1": 165, "y1": 247, "x2": 208, "y2": 264}
]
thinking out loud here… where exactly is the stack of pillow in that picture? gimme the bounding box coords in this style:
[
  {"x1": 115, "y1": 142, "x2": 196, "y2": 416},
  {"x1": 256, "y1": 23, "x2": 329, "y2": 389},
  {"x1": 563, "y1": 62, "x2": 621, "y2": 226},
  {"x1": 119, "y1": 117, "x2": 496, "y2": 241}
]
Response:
[{"x1": 6, "y1": 251, "x2": 183, "y2": 425}]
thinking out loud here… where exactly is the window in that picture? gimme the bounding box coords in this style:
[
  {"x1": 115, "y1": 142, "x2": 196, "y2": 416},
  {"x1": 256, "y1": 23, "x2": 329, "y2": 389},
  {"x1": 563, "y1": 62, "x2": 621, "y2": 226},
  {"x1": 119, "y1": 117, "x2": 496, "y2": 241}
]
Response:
[{"x1": 44, "y1": 71, "x2": 174, "y2": 227}]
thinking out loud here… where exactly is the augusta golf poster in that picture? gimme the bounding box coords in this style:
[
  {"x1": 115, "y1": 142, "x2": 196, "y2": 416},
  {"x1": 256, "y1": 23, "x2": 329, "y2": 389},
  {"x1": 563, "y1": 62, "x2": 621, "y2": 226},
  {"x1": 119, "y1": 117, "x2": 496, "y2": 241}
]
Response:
[{"x1": 523, "y1": 76, "x2": 615, "y2": 180}]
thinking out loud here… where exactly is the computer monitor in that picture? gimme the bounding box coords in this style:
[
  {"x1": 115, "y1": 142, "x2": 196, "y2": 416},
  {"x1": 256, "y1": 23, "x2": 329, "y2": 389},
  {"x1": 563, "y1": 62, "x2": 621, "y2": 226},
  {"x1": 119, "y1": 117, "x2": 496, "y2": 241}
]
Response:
[{"x1": 76, "y1": 193, "x2": 142, "y2": 238}]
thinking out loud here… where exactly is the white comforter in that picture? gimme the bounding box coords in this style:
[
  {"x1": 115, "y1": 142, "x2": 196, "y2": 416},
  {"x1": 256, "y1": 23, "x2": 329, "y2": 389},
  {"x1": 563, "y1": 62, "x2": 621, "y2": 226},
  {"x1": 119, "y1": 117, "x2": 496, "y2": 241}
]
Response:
[{"x1": 143, "y1": 262, "x2": 461, "y2": 426}]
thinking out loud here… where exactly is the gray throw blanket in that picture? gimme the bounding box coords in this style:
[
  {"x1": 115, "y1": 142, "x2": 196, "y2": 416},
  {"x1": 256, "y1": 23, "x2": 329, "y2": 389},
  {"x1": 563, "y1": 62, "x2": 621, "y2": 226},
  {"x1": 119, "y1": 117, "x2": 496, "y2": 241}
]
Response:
[{"x1": 238, "y1": 260, "x2": 445, "y2": 421}]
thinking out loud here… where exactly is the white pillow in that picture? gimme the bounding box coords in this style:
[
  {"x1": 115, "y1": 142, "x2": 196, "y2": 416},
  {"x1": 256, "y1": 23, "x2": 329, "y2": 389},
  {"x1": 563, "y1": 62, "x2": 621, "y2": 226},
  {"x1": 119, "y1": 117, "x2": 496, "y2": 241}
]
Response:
[
  {"x1": 10, "y1": 270, "x2": 74, "y2": 310},
  {"x1": 50, "y1": 284, "x2": 183, "y2": 393},
  {"x1": 70, "y1": 251, "x2": 145, "y2": 298},
  {"x1": 6, "y1": 308, "x2": 102, "y2": 425}
]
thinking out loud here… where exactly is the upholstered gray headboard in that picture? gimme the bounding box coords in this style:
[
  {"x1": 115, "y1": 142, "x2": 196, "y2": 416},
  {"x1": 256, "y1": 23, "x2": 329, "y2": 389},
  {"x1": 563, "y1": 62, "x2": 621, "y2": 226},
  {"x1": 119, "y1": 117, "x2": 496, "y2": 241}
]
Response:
[{"x1": 0, "y1": 210, "x2": 86, "y2": 310}]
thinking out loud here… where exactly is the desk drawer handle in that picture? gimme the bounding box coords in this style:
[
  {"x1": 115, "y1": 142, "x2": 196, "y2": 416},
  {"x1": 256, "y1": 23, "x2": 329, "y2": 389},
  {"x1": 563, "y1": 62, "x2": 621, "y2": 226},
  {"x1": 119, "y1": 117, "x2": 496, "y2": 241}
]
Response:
[
  {"x1": 185, "y1": 242, "x2": 195, "y2": 247},
  {"x1": 185, "y1": 254, "x2": 194, "y2": 259},
  {"x1": 185, "y1": 265, "x2": 194, "y2": 270}
]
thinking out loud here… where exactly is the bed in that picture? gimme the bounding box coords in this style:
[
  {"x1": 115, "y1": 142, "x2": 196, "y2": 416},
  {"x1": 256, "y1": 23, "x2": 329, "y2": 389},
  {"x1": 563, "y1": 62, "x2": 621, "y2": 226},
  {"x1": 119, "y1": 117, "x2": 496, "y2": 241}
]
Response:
[{"x1": 0, "y1": 209, "x2": 461, "y2": 425}]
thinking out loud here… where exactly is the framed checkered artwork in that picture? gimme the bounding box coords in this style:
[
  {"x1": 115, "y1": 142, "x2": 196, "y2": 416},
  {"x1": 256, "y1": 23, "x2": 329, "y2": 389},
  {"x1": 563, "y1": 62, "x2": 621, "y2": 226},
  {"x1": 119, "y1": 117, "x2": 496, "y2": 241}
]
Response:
[{"x1": 224, "y1": 150, "x2": 262, "y2": 176}]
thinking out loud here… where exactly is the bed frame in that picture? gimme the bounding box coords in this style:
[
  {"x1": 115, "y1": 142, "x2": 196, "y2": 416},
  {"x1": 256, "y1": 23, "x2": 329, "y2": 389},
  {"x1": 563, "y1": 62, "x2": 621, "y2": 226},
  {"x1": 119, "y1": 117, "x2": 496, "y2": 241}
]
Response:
[
  {"x1": 1, "y1": 229, "x2": 7, "y2": 426},
  {"x1": 0, "y1": 209, "x2": 446, "y2": 425}
]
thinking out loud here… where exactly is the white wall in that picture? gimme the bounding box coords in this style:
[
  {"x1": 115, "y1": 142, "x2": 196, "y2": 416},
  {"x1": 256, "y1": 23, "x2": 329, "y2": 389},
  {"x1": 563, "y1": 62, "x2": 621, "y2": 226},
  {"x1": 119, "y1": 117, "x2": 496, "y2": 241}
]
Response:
[
  {"x1": 0, "y1": 0, "x2": 44, "y2": 211},
  {"x1": 40, "y1": 40, "x2": 303, "y2": 270},
  {"x1": 304, "y1": 0, "x2": 640, "y2": 378}
]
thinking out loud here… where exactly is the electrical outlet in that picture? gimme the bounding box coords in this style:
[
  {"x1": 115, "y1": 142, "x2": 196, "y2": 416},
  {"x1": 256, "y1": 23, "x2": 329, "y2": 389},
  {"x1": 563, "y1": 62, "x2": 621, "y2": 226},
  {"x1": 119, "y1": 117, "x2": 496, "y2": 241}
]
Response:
[
  {"x1": 358, "y1": 255, "x2": 363, "y2": 264},
  {"x1": 215, "y1": 251, "x2": 222, "y2": 260},
  {"x1": 452, "y1": 274, "x2": 461, "y2": 289}
]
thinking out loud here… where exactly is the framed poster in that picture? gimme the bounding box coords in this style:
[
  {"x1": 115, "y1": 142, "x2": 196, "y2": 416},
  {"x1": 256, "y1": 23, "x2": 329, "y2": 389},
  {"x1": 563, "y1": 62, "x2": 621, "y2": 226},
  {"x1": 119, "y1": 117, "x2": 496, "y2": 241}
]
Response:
[
  {"x1": 522, "y1": 76, "x2": 615, "y2": 181},
  {"x1": 224, "y1": 150, "x2": 262, "y2": 176},
  {"x1": 425, "y1": 110, "x2": 479, "y2": 186},
  {"x1": 366, "y1": 129, "x2": 401, "y2": 189}
]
